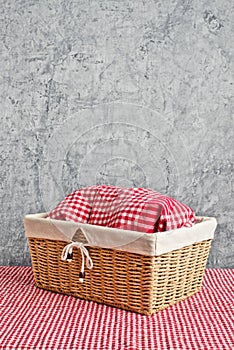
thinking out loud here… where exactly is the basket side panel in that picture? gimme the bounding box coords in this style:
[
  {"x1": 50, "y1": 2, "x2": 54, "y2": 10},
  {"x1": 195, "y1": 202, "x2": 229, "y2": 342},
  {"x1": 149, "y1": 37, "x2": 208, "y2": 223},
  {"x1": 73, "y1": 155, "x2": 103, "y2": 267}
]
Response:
[
  {"x1": 152, "y1": 239, "x2": 212, "y2": 313},
  {"x1": 28, "y1": 238, "x2": 155, "y2": 315}
]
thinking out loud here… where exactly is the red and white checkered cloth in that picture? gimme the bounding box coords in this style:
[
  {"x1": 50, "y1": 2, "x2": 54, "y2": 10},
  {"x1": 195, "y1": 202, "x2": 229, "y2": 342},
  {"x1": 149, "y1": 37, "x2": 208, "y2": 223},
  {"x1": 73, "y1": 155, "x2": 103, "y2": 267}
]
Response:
[
  {"x1": 48, "y1": 186, "x2": 196, "y2": 233},
  {"x1": 1, "y1": 267, "x2": 233, "y2": 350}
]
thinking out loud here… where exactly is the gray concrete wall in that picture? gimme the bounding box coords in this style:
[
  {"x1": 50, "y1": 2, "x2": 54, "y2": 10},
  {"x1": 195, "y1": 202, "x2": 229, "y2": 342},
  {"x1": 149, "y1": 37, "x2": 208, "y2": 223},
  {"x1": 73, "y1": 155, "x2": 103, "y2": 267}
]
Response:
[{"x1": 0, "y1": 0, "x2": 233, "y2": 267}]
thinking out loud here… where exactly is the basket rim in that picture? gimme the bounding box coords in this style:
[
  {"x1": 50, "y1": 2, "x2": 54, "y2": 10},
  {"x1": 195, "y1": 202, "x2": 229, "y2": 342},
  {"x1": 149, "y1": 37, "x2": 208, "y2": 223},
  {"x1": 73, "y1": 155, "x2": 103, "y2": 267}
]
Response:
[{"x1": 24, "y1": 213, "x2": 217, "y2": 257}]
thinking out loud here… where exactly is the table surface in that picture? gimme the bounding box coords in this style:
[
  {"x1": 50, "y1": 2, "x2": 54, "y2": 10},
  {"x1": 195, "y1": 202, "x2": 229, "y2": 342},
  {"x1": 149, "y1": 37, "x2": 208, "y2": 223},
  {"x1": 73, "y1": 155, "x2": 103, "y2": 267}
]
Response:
[{"x1": 0, "y1": 267, "x2": 233, "y2": 350}]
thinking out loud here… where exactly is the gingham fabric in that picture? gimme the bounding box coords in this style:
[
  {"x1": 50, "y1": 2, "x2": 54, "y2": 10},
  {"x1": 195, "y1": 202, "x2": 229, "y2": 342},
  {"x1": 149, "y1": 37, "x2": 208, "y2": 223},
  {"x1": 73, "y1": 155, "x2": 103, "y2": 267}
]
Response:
[
  {"x1": 47, "y1": 188, "x2": 94, "y2": 223},
  {"x1": 48, "y1": 186, "x2": 196, "y2": 233},
  {"x1": 1, "y1": 267, "x2": 233, "y2": 350},
  {"x1": 88, "y1": 186, "x2": 162, "y2": 232}
]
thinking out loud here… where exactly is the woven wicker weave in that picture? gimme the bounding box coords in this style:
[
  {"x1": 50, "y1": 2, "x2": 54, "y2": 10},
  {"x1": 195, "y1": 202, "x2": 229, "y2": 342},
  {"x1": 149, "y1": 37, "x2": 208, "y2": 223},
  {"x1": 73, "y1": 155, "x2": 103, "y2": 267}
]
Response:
[{"x1": 28, "y1": 238, "x2": 212, "y2": 315}]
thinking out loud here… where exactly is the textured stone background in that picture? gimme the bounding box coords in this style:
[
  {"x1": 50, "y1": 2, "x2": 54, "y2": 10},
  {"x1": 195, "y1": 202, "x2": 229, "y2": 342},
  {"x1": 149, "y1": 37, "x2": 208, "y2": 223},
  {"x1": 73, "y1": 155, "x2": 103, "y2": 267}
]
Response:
[{"x1": 0, "y1": 0, "x2": 233, "y2": 267}]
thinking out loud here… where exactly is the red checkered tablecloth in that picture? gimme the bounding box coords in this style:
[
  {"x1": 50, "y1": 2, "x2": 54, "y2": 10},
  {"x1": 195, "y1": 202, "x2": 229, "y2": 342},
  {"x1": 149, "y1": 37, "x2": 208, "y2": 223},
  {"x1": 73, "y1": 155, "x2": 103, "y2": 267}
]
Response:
[{"x1": 0, "y1": 267, "x2": 233, "y2": 350}]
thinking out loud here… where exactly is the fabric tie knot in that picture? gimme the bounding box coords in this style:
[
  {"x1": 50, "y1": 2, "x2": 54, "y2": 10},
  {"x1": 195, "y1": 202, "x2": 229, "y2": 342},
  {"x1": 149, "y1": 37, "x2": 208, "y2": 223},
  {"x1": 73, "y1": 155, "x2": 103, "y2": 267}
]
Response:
[{"x1": 61, "y1": 241, "x2": 93, "y2": 282}]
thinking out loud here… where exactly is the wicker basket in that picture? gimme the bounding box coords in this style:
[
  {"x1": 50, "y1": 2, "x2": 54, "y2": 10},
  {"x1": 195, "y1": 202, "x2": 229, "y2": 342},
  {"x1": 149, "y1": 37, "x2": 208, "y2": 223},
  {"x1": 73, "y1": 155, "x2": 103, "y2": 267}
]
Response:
[{"x1": 27, "y1": 235, "x2": 212, "y2": 316}]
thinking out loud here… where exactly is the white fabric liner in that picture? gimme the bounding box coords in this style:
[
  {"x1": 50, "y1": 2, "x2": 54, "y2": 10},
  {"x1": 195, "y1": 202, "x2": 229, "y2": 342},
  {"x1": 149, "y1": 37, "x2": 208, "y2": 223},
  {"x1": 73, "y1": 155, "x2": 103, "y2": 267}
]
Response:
[{"x1": 24, "y1": 213, "x2": 217, "y2": 256}]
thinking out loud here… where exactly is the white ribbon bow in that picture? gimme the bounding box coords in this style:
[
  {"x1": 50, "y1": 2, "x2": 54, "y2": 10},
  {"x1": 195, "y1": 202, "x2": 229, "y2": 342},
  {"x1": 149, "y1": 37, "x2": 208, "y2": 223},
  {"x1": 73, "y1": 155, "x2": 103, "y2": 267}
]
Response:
[{"x1": 61, "y1": 242, "x2": 93, "y2": 283}]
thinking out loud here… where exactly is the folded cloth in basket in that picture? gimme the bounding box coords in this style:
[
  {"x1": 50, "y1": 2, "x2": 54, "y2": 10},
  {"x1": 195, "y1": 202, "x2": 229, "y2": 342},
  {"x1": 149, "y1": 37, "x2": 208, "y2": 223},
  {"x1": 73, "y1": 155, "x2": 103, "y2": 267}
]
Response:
[
  {"x1": 46, "y1": 189, "x2": 93, "y2": 224},
  {"x1": 47, "y1": 185, "x2": 196, "y2": 233}
]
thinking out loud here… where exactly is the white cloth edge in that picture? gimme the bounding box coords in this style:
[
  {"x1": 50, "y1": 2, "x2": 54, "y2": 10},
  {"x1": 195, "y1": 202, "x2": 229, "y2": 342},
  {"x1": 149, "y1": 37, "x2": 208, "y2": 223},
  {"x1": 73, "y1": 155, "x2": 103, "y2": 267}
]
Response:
[
  {"x1": 155, "y1": 217, "x2": 217, "y2": 255},
  {"x1": 24, "y1": 213, "x2": 217, "y2": 256}
]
